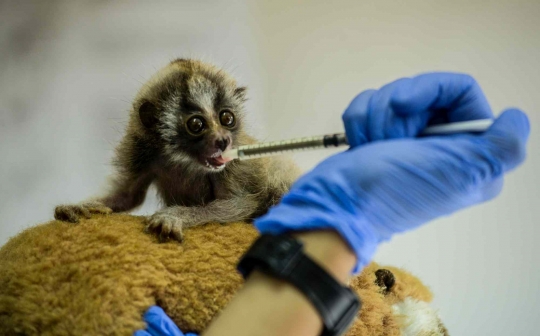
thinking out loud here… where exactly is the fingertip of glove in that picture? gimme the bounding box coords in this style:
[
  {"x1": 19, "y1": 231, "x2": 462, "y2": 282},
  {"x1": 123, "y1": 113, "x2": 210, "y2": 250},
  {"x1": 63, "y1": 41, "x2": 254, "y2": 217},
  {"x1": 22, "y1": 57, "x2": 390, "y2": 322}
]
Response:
[
  {"x1": 389, "y1": 76, "x2": 437, "y2": 116},
  {"x1": 144, "y1": 305, "x2": 166, "y2": 318},
  {"x1": 343, "y1": 89, "x2": 376, "y2": 147},
  {"x1": 485, "y1": 108, "x2": 530, "y2": 171},
  {"x1": 343, "y1": 89, "x2": 376, "y2": 120},
  {"x1": 498, "y1": 108, "x2": 530, "y2": 139}
]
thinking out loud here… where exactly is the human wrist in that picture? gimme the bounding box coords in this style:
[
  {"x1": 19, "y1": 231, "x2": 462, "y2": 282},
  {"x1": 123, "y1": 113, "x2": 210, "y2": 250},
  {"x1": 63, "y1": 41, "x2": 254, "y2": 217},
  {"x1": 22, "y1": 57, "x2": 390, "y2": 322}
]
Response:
[
  {"x1": 291, "y1": 230, "x2": 356, "y2": 283},
  {"x1": 228, "y1": 231, "x2": 359, "y2": 336}
]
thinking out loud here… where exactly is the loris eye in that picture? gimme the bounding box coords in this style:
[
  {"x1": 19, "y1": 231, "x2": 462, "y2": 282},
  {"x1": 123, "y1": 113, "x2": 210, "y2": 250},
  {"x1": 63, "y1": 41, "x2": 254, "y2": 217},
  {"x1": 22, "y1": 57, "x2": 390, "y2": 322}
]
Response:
[
  {"x1": 186, "y1": 116, "x2": 206, "y2": 135},
  {"x1": 219, "y1": 110, "x2": 236, "y2": 127}
]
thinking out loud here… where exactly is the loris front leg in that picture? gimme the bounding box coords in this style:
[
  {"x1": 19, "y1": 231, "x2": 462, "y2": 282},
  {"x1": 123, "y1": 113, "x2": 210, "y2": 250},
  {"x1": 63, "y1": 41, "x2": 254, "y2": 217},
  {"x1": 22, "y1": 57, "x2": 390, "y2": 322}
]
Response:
[
  {"x1": 146, "y1": 196, "x2": 260, "y2": 242},
  {"x1": 145, "y1": 157, "x2": 301, "y2": 242}
]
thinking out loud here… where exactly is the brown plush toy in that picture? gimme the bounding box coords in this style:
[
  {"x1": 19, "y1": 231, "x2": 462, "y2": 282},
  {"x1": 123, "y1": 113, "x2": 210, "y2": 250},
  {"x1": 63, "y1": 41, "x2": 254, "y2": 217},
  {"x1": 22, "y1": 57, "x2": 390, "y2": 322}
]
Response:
[{"x1": 0, "y1": 214, "x2": 448, "y2": 335}]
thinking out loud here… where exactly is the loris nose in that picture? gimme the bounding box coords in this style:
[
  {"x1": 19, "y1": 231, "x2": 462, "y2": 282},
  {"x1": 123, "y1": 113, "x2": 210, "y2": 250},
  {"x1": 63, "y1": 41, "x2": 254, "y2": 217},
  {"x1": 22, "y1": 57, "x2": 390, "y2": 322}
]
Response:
[{"x1": 215, "y1": 137, "x2": 230, "y2": 151}]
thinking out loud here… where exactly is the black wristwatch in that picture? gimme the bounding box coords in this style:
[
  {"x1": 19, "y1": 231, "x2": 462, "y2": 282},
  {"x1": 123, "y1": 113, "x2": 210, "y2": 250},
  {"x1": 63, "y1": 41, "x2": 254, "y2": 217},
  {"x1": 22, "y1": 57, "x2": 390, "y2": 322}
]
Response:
[{"x1": 237, "y1": 234, "x2": 361, "y2": 336}]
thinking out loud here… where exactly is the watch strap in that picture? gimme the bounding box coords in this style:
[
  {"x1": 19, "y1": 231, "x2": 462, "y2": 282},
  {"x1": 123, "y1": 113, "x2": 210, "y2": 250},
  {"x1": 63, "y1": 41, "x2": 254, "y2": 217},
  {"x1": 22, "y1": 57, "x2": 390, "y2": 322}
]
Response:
[{"x1": 237, "y1": 234, "x2": 360, "y2": 336}]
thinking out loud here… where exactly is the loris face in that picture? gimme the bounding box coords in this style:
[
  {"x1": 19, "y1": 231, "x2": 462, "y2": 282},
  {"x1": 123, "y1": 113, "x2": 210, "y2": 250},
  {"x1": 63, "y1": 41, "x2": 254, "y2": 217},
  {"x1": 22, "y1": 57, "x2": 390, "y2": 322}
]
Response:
[{"x1": 136, "y1": 59, "x2": 247, "y2": 172}]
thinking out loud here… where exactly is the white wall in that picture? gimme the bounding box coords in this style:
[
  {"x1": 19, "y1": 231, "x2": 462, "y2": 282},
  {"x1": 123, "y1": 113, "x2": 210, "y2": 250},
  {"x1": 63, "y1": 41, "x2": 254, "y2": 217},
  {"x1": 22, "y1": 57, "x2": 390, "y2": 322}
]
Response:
[
  {"x1": 0, "y1": 0, "x2": 266, "y2": 238},
  {"x1": 1, "y1": 1, "x2": 538, "y2": 335}
]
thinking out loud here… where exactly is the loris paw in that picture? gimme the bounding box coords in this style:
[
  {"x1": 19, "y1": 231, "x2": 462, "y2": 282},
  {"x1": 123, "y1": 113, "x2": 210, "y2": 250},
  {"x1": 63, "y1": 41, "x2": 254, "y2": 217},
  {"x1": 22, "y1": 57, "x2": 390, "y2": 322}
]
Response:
[
  {"x1": 145, "y1": 211, "x2": 185, "y2": 242},
  {"x1": 54, "y1": 201, "x2": 113, "y2": 223}
]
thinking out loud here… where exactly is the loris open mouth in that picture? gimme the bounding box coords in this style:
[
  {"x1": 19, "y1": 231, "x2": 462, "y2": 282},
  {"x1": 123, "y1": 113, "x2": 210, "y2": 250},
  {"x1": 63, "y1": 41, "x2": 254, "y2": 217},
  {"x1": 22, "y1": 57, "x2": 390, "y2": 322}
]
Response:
[{"x1": 203, "y1": 150, "x2": 232, "y2": 170}]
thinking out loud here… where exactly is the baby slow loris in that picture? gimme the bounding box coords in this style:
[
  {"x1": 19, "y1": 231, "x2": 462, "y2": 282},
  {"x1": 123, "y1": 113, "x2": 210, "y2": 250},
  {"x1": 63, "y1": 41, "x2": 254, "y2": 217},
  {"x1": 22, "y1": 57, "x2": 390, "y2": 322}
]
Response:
[{"x1": 54, "y1": 59, "x2": 301, "y2": 241}]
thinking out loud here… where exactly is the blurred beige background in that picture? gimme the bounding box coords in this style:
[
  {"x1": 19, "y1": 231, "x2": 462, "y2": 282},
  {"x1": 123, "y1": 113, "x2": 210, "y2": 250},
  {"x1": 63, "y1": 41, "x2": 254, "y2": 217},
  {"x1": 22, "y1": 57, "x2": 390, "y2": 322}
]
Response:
[{"x1": 1, "y1": 1, "x2": 538, "y2": 334}]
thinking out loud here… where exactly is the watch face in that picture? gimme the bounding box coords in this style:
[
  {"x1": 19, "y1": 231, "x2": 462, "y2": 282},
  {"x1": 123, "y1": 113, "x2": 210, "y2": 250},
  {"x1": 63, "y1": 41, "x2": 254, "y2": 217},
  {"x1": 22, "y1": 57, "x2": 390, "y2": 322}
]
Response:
[{"x1": 237, "y1": 234, "x2": 303, "y2": 277}]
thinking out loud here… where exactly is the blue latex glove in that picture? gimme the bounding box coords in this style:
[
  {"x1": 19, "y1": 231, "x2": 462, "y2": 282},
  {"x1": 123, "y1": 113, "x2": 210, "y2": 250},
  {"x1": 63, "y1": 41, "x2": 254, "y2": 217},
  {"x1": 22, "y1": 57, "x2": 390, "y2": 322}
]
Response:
[
  {"x1": 255, "y1": 73, "x2": 530, "y2": 273},
  {"x1": 134, "y1": 306, "x2": 198, "y2": 336}
]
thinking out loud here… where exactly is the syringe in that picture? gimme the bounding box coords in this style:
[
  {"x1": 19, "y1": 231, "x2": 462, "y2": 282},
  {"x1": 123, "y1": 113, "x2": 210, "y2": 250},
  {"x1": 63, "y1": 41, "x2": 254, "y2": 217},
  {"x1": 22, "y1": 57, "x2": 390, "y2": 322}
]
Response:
[{"x1": 223, "y1": 119, "x2": 493, "y2": 161}]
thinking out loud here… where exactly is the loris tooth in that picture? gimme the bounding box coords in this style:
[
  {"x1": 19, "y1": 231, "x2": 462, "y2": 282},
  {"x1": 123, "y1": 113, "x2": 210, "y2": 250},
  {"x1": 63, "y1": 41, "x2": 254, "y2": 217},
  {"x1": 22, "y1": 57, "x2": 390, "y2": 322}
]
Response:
[{"x1": 211, "y1": 150, "x2": 222, "y2": 158}]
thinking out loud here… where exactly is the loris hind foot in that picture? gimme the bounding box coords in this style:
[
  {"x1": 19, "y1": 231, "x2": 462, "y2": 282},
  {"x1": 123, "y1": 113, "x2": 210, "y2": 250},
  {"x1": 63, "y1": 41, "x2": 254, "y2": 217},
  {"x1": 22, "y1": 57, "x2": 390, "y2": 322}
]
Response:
[{"x1": 54, "y1": 201, "x2": 112, "y2": 223}]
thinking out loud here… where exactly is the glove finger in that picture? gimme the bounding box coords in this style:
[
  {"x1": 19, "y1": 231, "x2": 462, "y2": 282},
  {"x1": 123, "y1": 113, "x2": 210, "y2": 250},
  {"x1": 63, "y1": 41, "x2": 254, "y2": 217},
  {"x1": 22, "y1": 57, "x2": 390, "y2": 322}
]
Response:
[
  {"x1": 134, "y1": 330, "x2": 152, "y2": 336},
  {"x1": 385, "y1": 74, "x2": 493, "y2": 139},
  {"x1": 342, "y1": 89, "x2": 376, "y2": 147},
  {"x1": 390, "y1": 73, "x2": 494, "y2": 122},
  {"x1": 343, "y1": 73, "x2": 494, "y2": 147},
  {"x1": 420, "y1": 109, "x2": 528, "y2": 203},
  {"x1": 343, "y1": 80, "x2": 428, "y2": 145},
  {"x1": 482, "y1": 108, "x2": 530, "y2": 172},
  {"x1": 144, "y1": 306, "x2": 185, "y2": 336},
  {"x1": 368, "y1": 78, "x2": 426, "y2": 141}
]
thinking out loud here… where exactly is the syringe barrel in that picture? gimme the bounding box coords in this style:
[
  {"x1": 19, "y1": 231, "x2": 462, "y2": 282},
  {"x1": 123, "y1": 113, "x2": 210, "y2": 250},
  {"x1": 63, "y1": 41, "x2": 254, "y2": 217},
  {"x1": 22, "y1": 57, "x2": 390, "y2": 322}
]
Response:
[
  {"x1": 237, "y1": 135, "x2": 326, "y2": 160},
  {"x1": 235, "y1": 134, "x2": 348, "y2": 160}
]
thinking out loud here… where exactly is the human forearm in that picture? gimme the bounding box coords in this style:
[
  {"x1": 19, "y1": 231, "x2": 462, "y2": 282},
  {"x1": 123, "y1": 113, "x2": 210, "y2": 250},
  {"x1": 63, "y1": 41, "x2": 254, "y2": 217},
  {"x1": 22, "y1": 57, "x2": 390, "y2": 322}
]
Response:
[{"x1": 203, "y1": 230, "x2": 356, "y2": 336}]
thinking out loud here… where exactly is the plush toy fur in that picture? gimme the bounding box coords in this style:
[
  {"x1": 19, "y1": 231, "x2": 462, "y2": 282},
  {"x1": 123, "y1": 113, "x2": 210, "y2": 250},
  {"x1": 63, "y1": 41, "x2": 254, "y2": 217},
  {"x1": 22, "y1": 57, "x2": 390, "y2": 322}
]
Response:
[{"x1": 0, "y1": 214, "x2": 447, "y2": 335}]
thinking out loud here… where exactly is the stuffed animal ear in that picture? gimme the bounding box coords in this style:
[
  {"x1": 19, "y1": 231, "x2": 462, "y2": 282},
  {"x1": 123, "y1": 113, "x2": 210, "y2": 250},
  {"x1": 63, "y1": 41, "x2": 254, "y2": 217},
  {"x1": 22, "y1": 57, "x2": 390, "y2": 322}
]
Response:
[
  {"x1": 375, "y1": 269, "x2": 395, "y2": 292},
  {"x1": 138, "y1": 100, "x2": 159, "y2": 129}
]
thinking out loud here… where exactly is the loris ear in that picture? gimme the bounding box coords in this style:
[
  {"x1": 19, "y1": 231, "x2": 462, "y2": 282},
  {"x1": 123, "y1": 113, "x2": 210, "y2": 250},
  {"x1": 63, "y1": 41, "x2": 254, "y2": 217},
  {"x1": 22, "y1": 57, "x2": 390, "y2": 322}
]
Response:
[
  {"x1": 138, "y1": 100, "x2": 159, "y2": 129},
  {"x1": 234, "y1": 86, "x2": 247, "y2": 102}
]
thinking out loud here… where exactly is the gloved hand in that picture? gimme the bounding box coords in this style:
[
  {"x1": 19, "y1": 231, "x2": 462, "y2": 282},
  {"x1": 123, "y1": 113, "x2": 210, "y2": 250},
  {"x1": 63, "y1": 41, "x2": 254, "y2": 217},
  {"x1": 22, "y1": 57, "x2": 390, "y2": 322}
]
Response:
[
  {"x1": 134, "y1": 306, "x2": 198, "y2": 336},
  {"x1": 255, "y1": 73, "x2": 530, "y2": 273}
]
